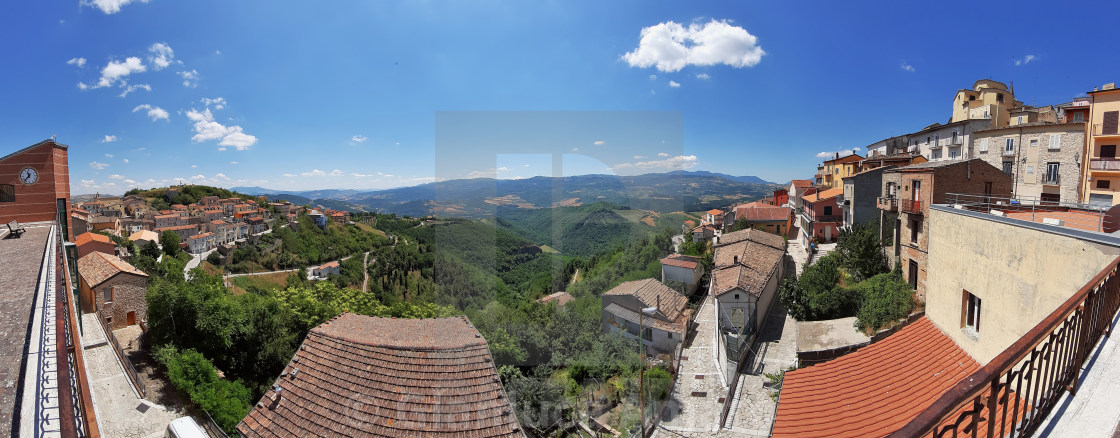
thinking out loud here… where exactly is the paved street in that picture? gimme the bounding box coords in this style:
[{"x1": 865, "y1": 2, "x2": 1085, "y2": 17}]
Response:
[{"x1": 656, "y1": 296, "x2": 728, "y2": 436}]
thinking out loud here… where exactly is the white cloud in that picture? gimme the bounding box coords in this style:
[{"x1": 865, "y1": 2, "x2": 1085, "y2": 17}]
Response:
[
  {"x1": 283, "y1": 173, "x2": 296, "y2": 177},
  {"x1": 593, "y1": 140, "x2": 606, "y2": 145},
  {"x1": 350, "y1": 135, "x2": 368, "y2": 145},
  {"x1": 572, "y1": 147, "x2": 579, "y2": 152},
  {"x1": 622, "y1": 19, "x2": 765, "y2": 73},
  {"x1": 611, "y1": 154, "x2": 698, "y2": 173},
  {"x1": 83, "y1": 0, "x2": 150, "y2": 15},
  {"x1": 696, "y1": 73, "x2": 710, "y2": 80},
  {"x1": 77, "y1": 83, "x2": 89, "y2": 90},
  {"x1": 658, "y1": 152, "x2": 669, "y2": 157},
  {"x1": 1015, "y1": 54, "x2": 1036, "y2": 66},
  {"x1": 89, "y1": 161, "x2": 109, "y2": 170},
  {"x1": 102, "y1": 135, "x2": 117, "y2": 143},
  {"x1": 147, "y1": 43, "x2": 175, "y2": 70},
  {"x1": 230, "y1": 161, "x2": 239, "y2": 165},
  {"x1": 328, "y1": 169, "x2": 344, "y2": 176},
  {"x1": 123, "y1": 158, "x2": 129, "y2": 164},
  {"x1": 900, "y1": 62, "x2": 916, "y2": 72},
  {"x1": 132, "y1": 104, "x2": 169, "y2": 121},
  {"x1": 301, "y1": 169, "x2": 327, "y2": 177},
  {"x1": 117, "y1": 83, "x2": 151, "y2": 97},
  {"x1": 649, "y1": 74, "x2": 657, "y2": 80},
  {"x1": 352, "y1": 172, "x2": 374, "y2": 178},
  {"x1": 816, "y1": 148, "x2": 861, "y2": 158},
  {"x1": 185, "y1": 107, "x2": 257, "y2": 150},
  {"x1": 108, "y1": 174, "x2": 124, "y2": 180},
  {"x1": 105, "y1": 153, "x2": 114, "y2": 158},
  {"x1": 669, "y1": 80, "x2": 681, "y2": 88},
  {"x1": 191, "y1": 164, "x2": 197, "y2": 168},
  {"x1": 94, "y1": 57, "x2": 146, "y2": 88},
  {"x1": 67, "y1": 57, "x2": 87, "y2": 68},
  {"x1": 178, "y1": 69, "x2": 199, "y2": 87},
  {"x1": 201, "y1": 97, "x2": 225, "y2": 110},
  {"x1": 634, "y1": 155, "x2": 646, "y2": 159},
  {"x1": 523, "y1": 164, "x2": 530, "y2": 167}
]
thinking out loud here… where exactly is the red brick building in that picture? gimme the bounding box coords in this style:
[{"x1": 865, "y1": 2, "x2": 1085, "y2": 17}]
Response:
[{"x1": 0, "y1": 139, "x2": 71, "y2": 239}]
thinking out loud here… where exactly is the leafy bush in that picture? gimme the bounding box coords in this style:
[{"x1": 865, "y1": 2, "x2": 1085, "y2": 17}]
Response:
[
  {"x1": 643, "y1": 366, "x2": 672, "y2": 401},
  {"x1": 160, "y1": 231, "x2": 181, "y2": 257},
  {"x1": 836, "y1": 221, "x2": 888, "y2": 282},
  {"x1": 854, "y1": 271, "x2": 914, "y2": 332},
  {"x1": 780, "y1": 253, "x2": 859, "y2": 321},
  {"x1": 154, "y1": 345, "x2": 251, "y2": 435}
]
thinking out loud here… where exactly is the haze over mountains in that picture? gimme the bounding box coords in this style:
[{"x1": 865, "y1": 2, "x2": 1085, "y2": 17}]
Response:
[{"x1": 229, "y1": 171, "x2": 779, "y2": 218}]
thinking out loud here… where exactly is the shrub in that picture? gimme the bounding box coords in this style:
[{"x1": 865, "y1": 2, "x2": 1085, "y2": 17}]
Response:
[
  {"x1": 836, "y1": 221, "x2": 888, "y2": 283},
  {"x1": 780, "y1": 253, "x2": 859, "y2": 321},
  {"x1": 154, "y1": 345, "x2": 252, "y2": 435},
  {"x1": 854, "y1": 271, "x2": 914, "y2": 332},
  {"x1": 643, "y1": 366, "x2": 672, "y2": 401}
]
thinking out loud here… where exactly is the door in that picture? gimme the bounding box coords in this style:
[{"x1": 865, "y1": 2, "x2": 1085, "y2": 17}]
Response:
[
  {"x1": 908, "y1": 260, "x2": 919, "y2": 290},
  {"x1": 824, "y1": 225, "x2": 832, "y2": 242},
  {"x1": 912, "y1": 180, "x2": 922, "y2": 204},
  {"x1": 127, "y1": 311, "x2": 136, "y2": 326}
]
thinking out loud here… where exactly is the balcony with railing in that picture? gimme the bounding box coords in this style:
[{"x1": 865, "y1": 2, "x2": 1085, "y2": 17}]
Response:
[
  {"x1": 1092, "y1": 123, "x2": 1120, "y2": 136},
  {"x1": 1002, "y1": 147, "x2": 1016, "y2": 157},
  {"x1": 900, "y1": 199, "x2": 922, "y2": 214},
  {"x1": 1090, "y1": 158, "x2": 1120, "y2": 172},
  {"x1": 1042, "y1": 174, "x2": 1060, "y2": 186},
  {"x1": 877, "y1": 196, "x2": 898, "y2": 212},
  {"x1": 945, "y1": 193, "x2": 1115, "y2": 233}
]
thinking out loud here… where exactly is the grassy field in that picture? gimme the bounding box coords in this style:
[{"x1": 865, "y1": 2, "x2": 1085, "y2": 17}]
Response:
[
  {"x1": 539, "y1": 244, "x2": 560, "y2": 254},
  {"x1": 354, "y1": 222, "x2": 387, "y2": 237},
  {"x1": 228, "y1": 271, "x2": 296, "y2": 295}
]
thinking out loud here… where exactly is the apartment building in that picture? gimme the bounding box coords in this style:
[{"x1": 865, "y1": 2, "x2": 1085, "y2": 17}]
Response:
[
  {"x1": 972, "y1": 122, "x2": 1085, "y2": 203},
  {"x1": 841, "y1": 165, "x2": 893, "y2": 228},
  {"x1": 815, "y1": 153, "x2": 863, "y2": 189},
  {"x1": 950, "y1": 79, "x2": 1023, "y2": 129},
  {"x1": 1080, "y1": 82, "x2": 1120, "y2": 206},
  {"x1": 907, "y1": 120, "x2": 991, "y2": 163},
  {"x1": 799, "y1": 187, "x2": 842, "y2": 244}
]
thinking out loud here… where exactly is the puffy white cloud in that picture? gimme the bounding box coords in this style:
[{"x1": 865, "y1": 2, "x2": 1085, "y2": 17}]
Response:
[
  {"x1": 108, "y1": 174, "x2": 124, "y2": 180},
  {"x1": 102, "y1": 135, "x2": 117, "y2": 143},
  {"x1": 94, "y1": 57, "x2": 146, "y2": 88},
  {"x1": 230, "y1": 161, "x2": 239, "y2": 165},
  {"x1": 696, "y1": 73, "x2": 710, "y2": 80},
  {"x1": 658, "y1": 152, "x2": 669, "y2": 157},
  {"x1": 283, "y1": 173, "x2": 296, "y2": 178},
  {"x1": 132, "y1": 104, "x2": 169, "y2": 121},
  {"x1": 328, "y1": 169, "x2": 344, "y2": 176},
  {"x1": 148, "y1": 43, "x2": 175, "y2": 70},
  {"x1": 669, "y1": 80, "x2": 681, "y2": 88},
  {"x1": 352, "y1": 172, "x2": 374, "y2": 178},
  {"x1": 622, "y1": 19, "x2": 764, "y2": 73},
  {"x1": 201, "y1": 97, "x2": 225, "y2": 110},
  {"x1": 178, "y1": 69, "x2": 199, "y2": 87},
  {"x1": 649, "y1": 74, "x2": 657, "y2": 80},
  {"x1": 118, "y1": 83, "x2": 151, "y2": 97},
  {"x1": 67, "y1": 57, "x2": 86, "y2": 68},
  {"x1": 83, "y1": 0, "x2": 150, "y2": 15},
  {"x1": 89, "y1": 161, "x2": 110, "y2": 170},
  {"x1": 105, "y1": 153, "x2": 114, "y2": 158},
  {"x1": 302, "y1": 169, "x2": 327, "y2": 177},
  {"x1": 123, "y1": 159, "x2": 129, "y2": 164},
  {"x1": 1015, "y1": 54, "x2": 1036, "y2": 66},
  {"x1": 816, "y1": 147, "x2": 860, "y2": 158},
  {"x1": 611, "y1": 155, "x2": 698, "y2": 173},
  {"x1": 185, "y1": 107, "x2": 257, "y2": 150},
  {"x1": 593, "y1": 140, "x2": 606, "y2": 145},
  {"x1": 350, "y1": 135, "x2": 368, "y2": 145},
  {"x1": 900, "y1": 62, "x2": 915, "y2": 72}
]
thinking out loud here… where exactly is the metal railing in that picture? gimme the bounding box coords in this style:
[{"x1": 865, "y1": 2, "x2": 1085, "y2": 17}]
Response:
[
  {"x1": 1042, "y1": 174, "x2": 1060, "y2": 185},
  {"x1": 891, "y1": 256, "x2": 1120, "y2": 438},
  {"x1": 1002, "y1": 148, "x2": 1016, "y2": 157},
  {"x1": 1090, "y1": 158, "x2": 1120, "y2": 171},
  {"x1": 97, "y1": 310, "x2": 148, "y2": 398},
  {"x1": 901, "y1": 199, "x2": 922, "y2": 214},
  {"x1": 946, "y1": 193, "x2": 1115, "y2": 233},
  {"x1": 877, "y1": 197, "x2": 898, "y2": 211},
  {"x1": 950, "y1": 136, "x2": 963, "y2": 146},
  {"x1": 200, "y1": 410, "x2": 229, "y2": 438},
  {"x1": 55, "y1": 225, "x2": 101, "y2": 437},
  {"x1": 1093, "y1": 123, "x2": 1120, "y2": 136}
]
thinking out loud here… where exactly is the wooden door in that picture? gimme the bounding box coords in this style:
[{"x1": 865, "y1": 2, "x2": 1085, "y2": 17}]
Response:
[
  {"x1": 908, "y1": 259, "x2": 919, "y2": 290},
  {"x1": 912, "y1": 180, "x2": 922, "y2": 202},
  {"x1": 127, "y1": 311, "x2": 136, "y2": 326}
]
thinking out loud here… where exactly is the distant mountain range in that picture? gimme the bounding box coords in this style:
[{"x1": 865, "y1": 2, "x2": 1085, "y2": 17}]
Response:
[{"x1": 231, "y1": 170, "x2": 778, "y2": 218}]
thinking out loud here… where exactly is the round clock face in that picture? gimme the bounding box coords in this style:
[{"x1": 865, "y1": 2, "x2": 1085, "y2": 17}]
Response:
[{"x1": 19, "y1": 167, "x2": 38, "y2": 184}]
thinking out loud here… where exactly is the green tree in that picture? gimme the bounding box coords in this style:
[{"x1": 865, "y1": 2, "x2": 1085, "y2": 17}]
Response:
[
  {"x1": 161, "y1": 231, "x2": 181, "y2": 257},
  {"x1": 141, "y1": 240, "x2": 161, "y2": 259},
  {"x1": 836, "y1": 221, "x2": 889, "y2": 283},
  {"x1": 853, "y1": 271, "x2": 914, "y2": 332}
]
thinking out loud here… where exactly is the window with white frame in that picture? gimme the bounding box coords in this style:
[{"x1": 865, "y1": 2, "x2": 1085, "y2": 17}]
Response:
[
  {"x1": 1049, "y1": 134, "x2": 1062, "y2": 150},
  {"x1": 1005, "y1": 138, "x2": 1015, "y2": 153},
  {"x1": 963, "y1": 291, "x2": 981, "y2": 333},
  {"x1": 979, "y1": 138, "x2": 989, "y2": 153}
]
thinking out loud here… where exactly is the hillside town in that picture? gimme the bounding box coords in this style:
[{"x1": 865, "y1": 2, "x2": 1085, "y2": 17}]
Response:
[{"x1": 3, "y1": 75, "x2": 1120, "y2": 438}]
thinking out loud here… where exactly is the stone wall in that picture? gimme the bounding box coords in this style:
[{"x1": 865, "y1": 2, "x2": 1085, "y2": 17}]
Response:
[{"x1": 972, "y1": 123, "x2": 1085, "y2": 202}]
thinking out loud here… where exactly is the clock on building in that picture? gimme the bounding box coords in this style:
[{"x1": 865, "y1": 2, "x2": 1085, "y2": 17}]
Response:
[{"x1": 19, "y1": 167, "x2": 38, "y2": 184}]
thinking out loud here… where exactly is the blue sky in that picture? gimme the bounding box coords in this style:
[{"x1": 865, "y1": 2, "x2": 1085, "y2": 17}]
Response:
[{"x1": 2, "y1": 1, "x2": 1118, "y2": 194}]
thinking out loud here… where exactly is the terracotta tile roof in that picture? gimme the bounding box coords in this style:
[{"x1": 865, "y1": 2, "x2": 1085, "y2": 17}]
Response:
[
  {"x1": 189, "y1": 232, "x2": 214, "y2": 239},
  {"x1": 821, "y1": 153, "x2": 864, "y2": 164},
  {"x1": 78, "y1": 252, "x2": 148, "y2": 287},
  {"x1": 74, "y1": 232, "x2": 111, "y2": 247},
  {"x1": 603, "y1": 279, "x2": 689, "y2": 333},
  {"x1": 155, "y1": 213, "x2": 180, "y2": 219},
  {"x1": 706, "y1": 208, "x2": 724, "y2": 215},
  {"x1": 88, "y1": 216, "x2": 116, "y2": 224},
  {"x1": 538, "y1": 291, "x2": 575, "y2": 307},
  {"x1": 772, "y1": 317, "x2": 980, "y2": 437},
  {"x1": 660, "y1": 254, "x2": 700, "y2": 270},
  {"x1": 128, "y1": 230, "x2": 158, "y2": 242},
  {"x1": 317, "y1": 261, "x2": 340, "y2": 269},
  {"x1": 802, "y1": 187, "x2": 843, "y2": 203},
  {"x1": 683, "y1": 220, "x2": 696, "y2": 226},
  {"x1": 710, "y1": 229, "x2": 785, "y2": 297},
  {"x1": 734, "y1": 205, "x2": 790, "y2": 222},
  {"x1": 155, "y1": 225, "x2": 198, "y2": 232},
  {"x1": 237, "y1": 314, "x2": 524, "y2": 438},
  {"x1": 791, "y1": 179, "x2": 814, "y2": 189}
]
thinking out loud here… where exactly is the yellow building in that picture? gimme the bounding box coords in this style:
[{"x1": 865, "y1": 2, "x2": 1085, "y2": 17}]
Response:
[
  {"x1": 815, "y1": 153, "x2": 863, "y2": 189},
  {"x1": 950, "y1": 79, "x2": 1023, "y2": 129},
  {"x1": 1082, "y1": 83, "x2": 1120, "y2": 206}
]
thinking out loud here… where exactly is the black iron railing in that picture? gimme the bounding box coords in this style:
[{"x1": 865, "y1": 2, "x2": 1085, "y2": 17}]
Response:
[
  {"x1": 901, "y1": 199, "x2": 922, "y2": 214},
  {"x1": 891, "y1": 256, "x2": 1120, "y2": 437}
]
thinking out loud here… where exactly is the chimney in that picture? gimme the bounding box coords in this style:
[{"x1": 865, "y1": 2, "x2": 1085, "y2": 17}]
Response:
[
  {"x1": 656, "y1": 296, "x2": 661, "y2": 312},
  {"x1": 835, "y1": 152, "x2": 840, "y2": 160},
  {"x1": 733, "y1": 255, "x2": 739, "y2": 264}
]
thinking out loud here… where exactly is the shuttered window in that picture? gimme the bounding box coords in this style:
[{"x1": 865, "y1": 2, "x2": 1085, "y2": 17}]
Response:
[
  {"x1": 1049, "y1": 134, "x2": 1062, "y2": 150},
  {"x1": 0, "y1": 184, "x2": 13, "y2": 202},
  {"x1": 1104, "y1": 111, "x2": 1119, "y2": 135},
  {"x1": 979, "y1": 138, "x2": 989, "y2": 153}
]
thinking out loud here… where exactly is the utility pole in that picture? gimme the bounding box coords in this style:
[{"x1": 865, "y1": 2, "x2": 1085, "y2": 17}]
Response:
[{"x1": 638, "y1": 306, "x2": 657, "y2": 438}]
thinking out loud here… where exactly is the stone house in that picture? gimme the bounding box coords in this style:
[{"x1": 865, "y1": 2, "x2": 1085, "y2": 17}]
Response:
[
  {"x1": 601, "y1": 279, "x2": 690, "y2": 355},
  {"x1": 972, "y1": 122, "x2": 1086, "y2": 203},
  {"x1": 77, "y1": 252, "x2": 148, "y2": 329},
  {"x1": 660, "y1": 254, "x2": 704, "y2": 294}
]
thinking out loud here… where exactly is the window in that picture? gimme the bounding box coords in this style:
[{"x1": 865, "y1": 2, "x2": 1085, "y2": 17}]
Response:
[
  {"x1": 734, "y1": 293, "x2": 740, "y2": 300},
  {"x1": 1005, "y1": 138, "x2": 1015, "y2": 153},
  {"x1": 1048, "y1": 134, "x2": 1062, "y2": 150},
  {"x1": 667, "y1": 332, "x2": 673, "y2": 339},
  {"x1": 910, "y1": 218, "x2": 920, "y2": 244},
  {"x1": 1017, "y1": 116, "x2": 1025, "y2": 125},
  {"x1": 1045, "y1": 163, "x2": 1060, "y2": 184},
  {"x1": 997, "y1": 93, "x2": 1004, "y2": 102},
  {"x1": 979, "y1": 138, "x2": 989, "y2": 153},
  {"x1": 908, "y1": 259, "x2": 919, "y2": 290},
  {"x1": 963, "y1": 291, "x2": 981, "y2": 333},
  {"x1": 1073, "y1": 112, "x2": 1084, "y2": 122},
  {"x1": 0, "y1": 184, "x2": 13, "y2": 203},
  {"x1": 824, "y1": 206, "x2": 833, "y2": 216},
  {"x1": 1098, "y1": 179, "x2": 1111, "y2": 190},
  {"x1": 1002, "y1": 162, "x2": 1013, "y2": 174},
  {"x1": 103, "y1": 286, "x2": 112, "y2": 303},
  {"x1": 969, "y1": 95, "x2": 976, "y2": 101},
  {"x1": 949, "y1": 149, "x2": 959, "y2": 159},
  {"x1": 1101, "y1": 145, "x2": 1117, "y2": 159},
  {"x1": 1029, "y1": 138, "x2": 1037, "y2": 148},
  {"x1": 642, "y1": 327, "x2": 652, "y2": 341},
  {"x1": 926, "y1": 136, "x2": 931, "y2": 144}
]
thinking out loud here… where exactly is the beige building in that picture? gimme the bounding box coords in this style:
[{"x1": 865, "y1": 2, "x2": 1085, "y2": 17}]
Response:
[
  {"x1": 972, "y1": 122, "x2": 1086, "y2": 202},
  {"x1": 950, "y1": 79, "x2": 1023, "y2": 129},
  {"x1": 1081, "y1": 83, "x2": 1120, "y2": 206}
]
